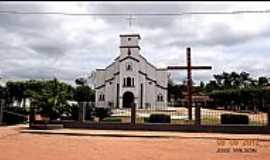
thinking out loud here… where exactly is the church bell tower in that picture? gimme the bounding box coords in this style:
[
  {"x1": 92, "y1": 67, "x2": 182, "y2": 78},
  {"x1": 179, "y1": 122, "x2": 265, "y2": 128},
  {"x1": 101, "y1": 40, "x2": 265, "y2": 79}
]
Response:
[{"x1": 119, "y1": 34, "x2": 141, "y2": 59}]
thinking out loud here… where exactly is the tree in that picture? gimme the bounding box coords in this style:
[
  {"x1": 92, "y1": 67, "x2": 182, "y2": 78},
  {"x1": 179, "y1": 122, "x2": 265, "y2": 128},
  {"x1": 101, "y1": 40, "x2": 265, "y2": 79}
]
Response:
[
  {"x1": 5, "y1": 81, "x2": 26, "y2": 107},
  {"x1": 239, "y1": 72, "x2": 252, "y2": 88},
  {"x1": 200, "y1": 81, "x2": 205, "y2": 89},
  {"x1": 23, "y1": 79, "x2": 74, "y2": 120},
  {"x1": 75, "y1": 77, "x2": 87, "y2": 86},
  {"x1": 0, "y1": 85, "x2": 7, "y2": 99},
  {"x1": 229, "y1": 72, "x2": 241, "y2": 88},
  {"x1": 258, "y1": 76, "x2": 268, "y2": 86},
  {"x1": 205, "y1": 80, "x2": 219, "y2": 92},
  {"x1": 167, "y1": 79, "x2": 185, "y2": 103},
  {"x1": 74, "y1": 77, "x2": 95, "y2": 102}
]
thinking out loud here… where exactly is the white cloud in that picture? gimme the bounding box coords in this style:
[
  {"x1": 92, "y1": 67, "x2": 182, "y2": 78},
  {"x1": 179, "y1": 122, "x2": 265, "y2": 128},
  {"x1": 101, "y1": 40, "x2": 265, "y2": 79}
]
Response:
[{"x1": 0, "y1": 2, "x2": 270, "y2": 86}]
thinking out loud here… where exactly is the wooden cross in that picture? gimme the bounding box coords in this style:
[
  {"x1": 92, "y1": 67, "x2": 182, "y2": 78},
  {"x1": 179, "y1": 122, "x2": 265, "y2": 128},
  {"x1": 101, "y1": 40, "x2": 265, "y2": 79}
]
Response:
[
  {"x1": 126, "y1": 15, "x2": 136, "y2": 29},
  {"x1": 167, "y1": 47, "x2": 212, "y2": 121}
]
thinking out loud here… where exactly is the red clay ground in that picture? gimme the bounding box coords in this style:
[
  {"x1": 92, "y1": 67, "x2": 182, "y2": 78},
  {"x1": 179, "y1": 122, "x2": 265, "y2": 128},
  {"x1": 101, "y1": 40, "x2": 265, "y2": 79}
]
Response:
[{"x1": 0, "y1": 125, "x2": 270, "y2": 160}]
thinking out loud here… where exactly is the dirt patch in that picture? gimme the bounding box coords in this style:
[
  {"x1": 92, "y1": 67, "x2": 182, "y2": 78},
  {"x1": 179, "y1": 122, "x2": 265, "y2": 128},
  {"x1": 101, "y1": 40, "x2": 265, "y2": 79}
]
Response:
[{"x1": 0, "y1": 125, "x2": 269, "y2": 160}]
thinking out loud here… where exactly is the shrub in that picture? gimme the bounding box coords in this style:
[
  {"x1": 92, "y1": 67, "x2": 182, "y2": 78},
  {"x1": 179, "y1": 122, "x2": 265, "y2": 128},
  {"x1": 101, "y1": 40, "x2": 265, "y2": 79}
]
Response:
[
  {"x1": 101, "y1": 117, "x2": 122, "y2": 123},
  {"x1": 221, "y1": 114, "x2": 249, "y2": 124},
  {"x1": 148, "y1": 114, "x2": 171, "y2": 123},
  {"x1": 3, "y1": 107, "x2": 28, "y2": 124},
  {"x1": 94, "y1": 108, "x2": 112, "y2": 120},
  {"x1": 65, "y1": 103, "x2": 94, "y2": 121},
  {"x1": 85, "y1": 104, "x2": 94, "y2": 121},
  {"x1": 69, "y1": 104, "x2": 79, "y2": 120}
]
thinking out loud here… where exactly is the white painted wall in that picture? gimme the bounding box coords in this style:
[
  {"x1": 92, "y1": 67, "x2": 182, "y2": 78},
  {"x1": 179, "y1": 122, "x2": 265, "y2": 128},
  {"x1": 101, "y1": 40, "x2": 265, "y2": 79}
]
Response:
[{"x1": 95, "y1": 33, "x2": 168, "y2": 108}]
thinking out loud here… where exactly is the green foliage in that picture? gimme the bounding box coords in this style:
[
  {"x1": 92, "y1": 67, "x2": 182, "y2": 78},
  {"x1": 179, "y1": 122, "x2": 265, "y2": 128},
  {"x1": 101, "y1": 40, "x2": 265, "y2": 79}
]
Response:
[
  {"x1": 27, "y1": 79, "x2": 74, "y2": 120},
  {"x1": 74, "y1": 86, "x2": 95, "y2": 102},
  {"x1": 68, "y1": 104, "x2": 79, "y2": 120},
  {"x1": 258, "y1": 77, "x2": 268, "y2": 86},
  {"x1": 75, "y1": 77, "x2": 87, "y2": 86},
  {"x1": 3, "y1": 107, "x2": 28, "y2": 124},
  {"x1": 168, "y1": 79, "x2": 185, "y2": 102},
  {"x1": 0, "y1": 85, "x2": 7, "y2": 99},
  {"x1": 168, "y1": 71, "x2": 270, "y2": 112},
  {"x1": 94, "y1": 108, "x2": 112, "y2": 120},
  {"x1": 84, "y1": 103, "x2": 95, "y2": 120},
  {"x1": 148, "y1": 114, "x2": 171, "y2": 123},
  {"x1": 1, "y1": 78, "x2": 97, "y2": 121},
  {"x1": 101, "y1": 117, "x2": 122, "y2": 122},
  {"x1": 4, "y1": 79, "x2": 75, "y2": 120},
  {"x1": 221, "y1": 114, "x2": 249, "y2": 124}
]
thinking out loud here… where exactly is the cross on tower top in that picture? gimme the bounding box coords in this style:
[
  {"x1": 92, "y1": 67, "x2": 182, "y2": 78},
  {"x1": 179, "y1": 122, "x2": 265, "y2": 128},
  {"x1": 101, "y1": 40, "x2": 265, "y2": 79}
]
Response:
[{"x1": 126, "y1": 15, "x2": 136, "y2": 29}]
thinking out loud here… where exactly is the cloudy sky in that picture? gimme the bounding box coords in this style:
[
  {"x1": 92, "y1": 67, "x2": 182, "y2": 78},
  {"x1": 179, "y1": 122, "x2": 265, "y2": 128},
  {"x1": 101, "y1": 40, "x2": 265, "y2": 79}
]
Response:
[{"x1": 1, "y1": 1, "x2": 270, "y2": 86}]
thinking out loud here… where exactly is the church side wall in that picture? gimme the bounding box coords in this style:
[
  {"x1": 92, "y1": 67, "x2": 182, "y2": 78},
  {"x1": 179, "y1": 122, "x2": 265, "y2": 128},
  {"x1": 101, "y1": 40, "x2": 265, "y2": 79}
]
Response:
[
  {"x1": 95, "y1": 70, "x2": 106, "y2": 107},
  {"x1": 156, "y1": 70, "x2": 168, "y2": 107},
  {"x1": 95, "y1": 60, "x2": 120, "y2": 108},
  {"x1": 104, "y1": 62, "x2": 116, "y2": 107}
]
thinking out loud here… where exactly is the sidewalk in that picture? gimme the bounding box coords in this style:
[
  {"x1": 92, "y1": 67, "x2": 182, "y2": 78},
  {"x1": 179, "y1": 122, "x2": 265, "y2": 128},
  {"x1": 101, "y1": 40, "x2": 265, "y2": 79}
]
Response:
[{"x1": 21, "y1": 127, "x2": 270, "y2": 141}]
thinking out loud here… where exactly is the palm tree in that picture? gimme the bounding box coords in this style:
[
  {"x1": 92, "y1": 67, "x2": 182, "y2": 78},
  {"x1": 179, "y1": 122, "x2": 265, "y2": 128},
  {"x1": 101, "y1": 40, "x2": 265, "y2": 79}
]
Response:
[
  {"x1": 239, "y1": 72, "x2": 252, "y2": 88},
  {"x1": 258, "y1": 76, "x2": 269, "y2": 86}
]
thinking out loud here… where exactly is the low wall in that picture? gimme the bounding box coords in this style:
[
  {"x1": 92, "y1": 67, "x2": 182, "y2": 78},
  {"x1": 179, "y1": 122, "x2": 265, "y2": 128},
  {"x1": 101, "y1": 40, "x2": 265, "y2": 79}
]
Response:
[
  {"x1": 63, "y1": 121, "x2": 270, "y2": 134},
  {"x1": 30, "y1": 123, "x2": 64, "y2": 130}
]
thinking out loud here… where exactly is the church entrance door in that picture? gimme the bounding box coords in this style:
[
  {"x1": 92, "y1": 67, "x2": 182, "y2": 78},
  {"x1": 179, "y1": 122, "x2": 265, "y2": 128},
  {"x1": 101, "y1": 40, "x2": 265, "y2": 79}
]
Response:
[{"x1": 122, "y1": 91, "x2": 134, "y2": 108}]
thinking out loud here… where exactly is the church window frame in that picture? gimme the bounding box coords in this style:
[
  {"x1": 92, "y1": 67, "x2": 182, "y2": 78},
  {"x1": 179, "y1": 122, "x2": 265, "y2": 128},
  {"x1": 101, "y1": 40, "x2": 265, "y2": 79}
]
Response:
[
  {"x1": 157, "y1": 93, "x2": 164, "y2": 102},
  {"x1": 126, "y1": 77, "x2": 132, "y2": 87},
  {"x1": 99, "y1": 94, "x2": 105, "y2": 101},
  {"x1": 126, "y1": 62, "x2": 133, "y2": 71},
  {"x1": 127, "y1": 48, "x2": 131, "y2": 55},
  {"x1": 123, "y1": 78, "x2": 126, "y2": 86}
]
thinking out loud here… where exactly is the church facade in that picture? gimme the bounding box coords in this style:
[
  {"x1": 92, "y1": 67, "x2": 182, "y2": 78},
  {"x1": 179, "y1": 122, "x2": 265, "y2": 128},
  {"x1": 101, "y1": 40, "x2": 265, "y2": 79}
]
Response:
[{"x1": 95, "y1": 33, "x2": 168, "y2": 108}]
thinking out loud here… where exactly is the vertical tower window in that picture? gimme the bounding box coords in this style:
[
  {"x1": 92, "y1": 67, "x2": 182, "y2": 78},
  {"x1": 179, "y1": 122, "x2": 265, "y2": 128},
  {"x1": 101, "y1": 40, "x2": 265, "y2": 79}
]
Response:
[
  {"x1": 123, "y1": 78, "x2": 126, "y2": 86},
  {"x1": 127, "y1": 48, "x2": 131, "y2": 55},
  {"x1": 127, "y1": 77, "x2": 132, "y2": 87},
  {"x1": 126, "y1": 62, "x2": 133, "y2": 71}
]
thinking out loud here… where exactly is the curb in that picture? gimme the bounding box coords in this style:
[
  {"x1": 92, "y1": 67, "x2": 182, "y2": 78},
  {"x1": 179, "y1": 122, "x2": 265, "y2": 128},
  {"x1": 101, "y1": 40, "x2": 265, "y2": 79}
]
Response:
[
  {"x1": 20, "y1": 130, "x2": 270, "y2": 141},
  {"x1": 21, "y1": 130, "x2": 172, "y2": 138}
]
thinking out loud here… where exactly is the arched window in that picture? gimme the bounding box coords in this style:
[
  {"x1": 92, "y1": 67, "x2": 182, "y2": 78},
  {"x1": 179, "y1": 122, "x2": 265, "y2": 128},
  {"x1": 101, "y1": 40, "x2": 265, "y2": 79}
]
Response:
[
  {"x1": 157, "y1": 94, "x2": 163, "y2": 102},
  {"x1": 127, "y1": 77, "x2": 132, "y2": 87},
  {"x1": 126, "y1": 62, "x2": 132, "y2": 71},
  {"x1": 99, "y1": 94, "x2": 105, "y2": 101}
]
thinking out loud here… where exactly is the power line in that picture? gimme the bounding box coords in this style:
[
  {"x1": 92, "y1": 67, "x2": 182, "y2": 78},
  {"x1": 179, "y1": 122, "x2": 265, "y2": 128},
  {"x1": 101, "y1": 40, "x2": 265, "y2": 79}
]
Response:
[{"x1": 0, "y1": 9, "x2": 270, "y2": 16}]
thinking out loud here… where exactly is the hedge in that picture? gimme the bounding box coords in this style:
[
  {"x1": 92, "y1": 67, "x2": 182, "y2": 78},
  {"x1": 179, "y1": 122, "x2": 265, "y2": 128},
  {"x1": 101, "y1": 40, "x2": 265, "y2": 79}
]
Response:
[
  {"x1": 148, "y1": 114, "x2": 171, "y2": 123},
  {"x1": 221, "y1": 114, "x2": 249, "y2": 124}
]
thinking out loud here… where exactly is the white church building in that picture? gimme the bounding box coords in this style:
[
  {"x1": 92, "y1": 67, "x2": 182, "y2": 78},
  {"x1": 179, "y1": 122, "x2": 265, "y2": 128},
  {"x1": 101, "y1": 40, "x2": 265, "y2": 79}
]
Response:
[{"x1": 95, "y1": 33, "x2": 168, "y2": 108}]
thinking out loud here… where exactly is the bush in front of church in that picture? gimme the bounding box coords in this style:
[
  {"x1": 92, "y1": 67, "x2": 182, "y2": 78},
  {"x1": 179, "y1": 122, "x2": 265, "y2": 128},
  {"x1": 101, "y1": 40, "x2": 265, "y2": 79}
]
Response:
[
  {"x1": 221, "y1": 114, "x2": 249, "y2": 124},
  {"x1": 94, "y1": 108, "x2": 112, "y2": 121},
  {"x1": 147, "y1": 114, "x2": 171, "y2": 123}
]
